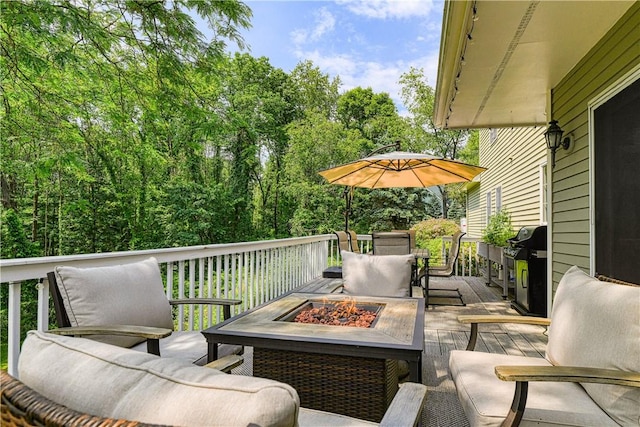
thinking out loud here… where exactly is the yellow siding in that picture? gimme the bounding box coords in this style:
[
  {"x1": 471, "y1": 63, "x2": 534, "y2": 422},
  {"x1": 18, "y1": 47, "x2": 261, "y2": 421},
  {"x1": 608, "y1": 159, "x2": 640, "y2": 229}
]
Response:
[
  {"x1": 466, "y1": 127, "x2": 547, "y2": 239},
  {"x1": 550, "y1": 3, "x2": 640, "y2": 288}
]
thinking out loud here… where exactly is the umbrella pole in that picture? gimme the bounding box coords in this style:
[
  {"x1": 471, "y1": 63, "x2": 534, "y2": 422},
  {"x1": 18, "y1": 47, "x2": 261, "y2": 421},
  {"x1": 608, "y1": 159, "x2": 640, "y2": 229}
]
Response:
[{"x1": 344, "y1": 186, "x2": 351, "y2": 231}]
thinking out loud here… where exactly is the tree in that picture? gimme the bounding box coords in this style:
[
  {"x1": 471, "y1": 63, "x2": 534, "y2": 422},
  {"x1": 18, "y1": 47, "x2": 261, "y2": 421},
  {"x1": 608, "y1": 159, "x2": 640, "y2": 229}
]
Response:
[
  {"x1": 1, "y1": 0, "x2": 253, "y2": 252},
  {"x1": 399, "y1": 67, "x2": 477, "y2": 219}
]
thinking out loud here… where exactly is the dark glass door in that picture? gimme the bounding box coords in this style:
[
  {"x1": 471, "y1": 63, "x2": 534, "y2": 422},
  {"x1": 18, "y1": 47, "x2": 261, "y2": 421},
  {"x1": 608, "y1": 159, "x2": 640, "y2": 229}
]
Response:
[{"x1": 594, "y1": 77, "x2": 640, "y2": 283}]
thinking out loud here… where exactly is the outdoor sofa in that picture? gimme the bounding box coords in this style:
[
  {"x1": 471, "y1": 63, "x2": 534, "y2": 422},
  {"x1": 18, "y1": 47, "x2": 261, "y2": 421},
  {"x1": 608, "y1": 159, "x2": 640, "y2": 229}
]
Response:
[{"x1": 10, "y1": 331, "x2": 427, "y2": 426}]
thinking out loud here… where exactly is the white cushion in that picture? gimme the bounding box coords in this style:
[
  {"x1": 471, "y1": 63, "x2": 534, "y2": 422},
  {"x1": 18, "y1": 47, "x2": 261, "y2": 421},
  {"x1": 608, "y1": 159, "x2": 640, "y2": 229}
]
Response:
[
  {"x1": 341, "y1": 251, "x2": 413, "y2": 297},
  {"x1": 19, "y1": 331, "x2": 299, "y2": 427},
  {"x1": 449, "y1": 350, "x2": 618, "y2": 427},
  {"x1": 546, "y1": 265, "x2": 640, "y2": 426},
  {"x1": 53, "y1": 257, "x2": 173, "y2": 348}
]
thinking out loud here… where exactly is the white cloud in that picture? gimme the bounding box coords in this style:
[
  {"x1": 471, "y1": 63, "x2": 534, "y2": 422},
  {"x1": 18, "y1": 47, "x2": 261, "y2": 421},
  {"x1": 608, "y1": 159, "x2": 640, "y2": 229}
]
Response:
[
  {"x1": 291, "y1": 7, "x2": 336, "y2": 47},
  {"x1": 336, "y1": 0, "x2": 434, "y2": 19},
  {"x1": 311, "y1": 7, "x2": 336, "y2": 41},
  {"x1": 294, "y1": 48, "x2": 440, "y2": 115},
  {"x1": 290, "y1": 28, "x2": 308, "y2": 46}
]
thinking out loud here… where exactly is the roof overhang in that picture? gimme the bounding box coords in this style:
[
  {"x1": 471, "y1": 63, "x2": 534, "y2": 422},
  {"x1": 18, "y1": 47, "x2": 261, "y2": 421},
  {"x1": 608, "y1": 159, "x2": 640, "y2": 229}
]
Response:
[{"x1": 434, "y1": 1, "x2": 635, "y2": 129}]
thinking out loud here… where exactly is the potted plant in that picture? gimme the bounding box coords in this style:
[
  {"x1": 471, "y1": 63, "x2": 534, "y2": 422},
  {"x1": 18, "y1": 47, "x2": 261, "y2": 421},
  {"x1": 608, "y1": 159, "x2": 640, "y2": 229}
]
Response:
[{"x1": 480, "y1": 209, "x2": 514, "y2": 278}]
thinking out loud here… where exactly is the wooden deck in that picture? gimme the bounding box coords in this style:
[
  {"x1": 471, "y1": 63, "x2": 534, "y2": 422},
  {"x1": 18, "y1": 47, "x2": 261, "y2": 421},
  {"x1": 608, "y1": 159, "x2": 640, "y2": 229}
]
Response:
[{"x1": 423, "y1": 275, "x2": 548, "y2": 358}]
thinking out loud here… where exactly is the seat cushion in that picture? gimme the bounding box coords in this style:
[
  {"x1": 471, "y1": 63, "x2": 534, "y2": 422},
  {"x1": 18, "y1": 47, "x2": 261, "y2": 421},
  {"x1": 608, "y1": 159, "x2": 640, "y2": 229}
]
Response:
[
  {"x1": 546, "y1": 266, "x2": 640, "y2": 425},
  {"x1": 449, "y1": 350, "x2": 618, "y2": 427},
  {"x1": 130, "y1": 331, "x2": 241, "y2": 366},
  {"x1": 19, "y1": 331, "x2": 299, "y2": 427},
  {"x1": 341, "y1": 251, "x2": 413, "y2": 297},
  {"x1": 53, "y1": 257, "x2": 173, "y2": 348}
]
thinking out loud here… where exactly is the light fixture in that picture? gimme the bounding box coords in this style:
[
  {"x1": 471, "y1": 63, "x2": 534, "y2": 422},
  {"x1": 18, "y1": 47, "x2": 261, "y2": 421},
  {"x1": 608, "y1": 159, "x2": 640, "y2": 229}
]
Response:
[{"x1": 544, "y1": 120, "x2": 571, "y2": 168}]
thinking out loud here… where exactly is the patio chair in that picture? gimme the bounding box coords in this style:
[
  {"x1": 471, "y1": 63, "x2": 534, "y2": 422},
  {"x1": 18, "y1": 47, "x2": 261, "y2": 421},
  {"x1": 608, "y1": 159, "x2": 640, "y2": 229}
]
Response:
[
  {"x1": 392, "y1": 229, "x2": 416, "y2": 249},
  {"x1": 449, "y1": 266, "x2": 640, "y2": 426},
  {"x1": 372, "y1": 231, "x2": 412, "y2": 255},
  {"x1": 418, "y1": 231, "x2": 466, "y2": 306},
  {"x1": 347, "y1": 230, "x2": 362, "y2": 253},
  {"x1": 334, "y1": 230, "x2": 351, "y2": 252},
  {"x1": 46, "y1": 257, "x2": 243, "y2": 367}
]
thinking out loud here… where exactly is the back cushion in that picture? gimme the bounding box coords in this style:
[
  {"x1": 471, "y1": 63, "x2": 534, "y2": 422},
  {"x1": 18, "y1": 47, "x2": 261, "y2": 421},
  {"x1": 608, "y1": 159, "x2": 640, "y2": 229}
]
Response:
[
  {"x1": 19, "y1": 331, "x2": 299, "y2": 427},
  {"x1": 53, "y1": 257, "x2": 173, "y2": 347},
  {"x1": 546, "y1": 265, "x2": 640, "y2": 425},
  {"x1": 341, "y1": 251, "x2": 413, "y2": 297}
]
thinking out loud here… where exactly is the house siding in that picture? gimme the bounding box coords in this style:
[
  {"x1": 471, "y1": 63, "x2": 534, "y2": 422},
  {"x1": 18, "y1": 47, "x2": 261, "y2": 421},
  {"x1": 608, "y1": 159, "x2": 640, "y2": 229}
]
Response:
[
  {"x1": 550, "y1": 3, "x2": 640, "y2": 289},
  {"x1": 466, "y1": 127, "x2": 547, "y2": 239}
]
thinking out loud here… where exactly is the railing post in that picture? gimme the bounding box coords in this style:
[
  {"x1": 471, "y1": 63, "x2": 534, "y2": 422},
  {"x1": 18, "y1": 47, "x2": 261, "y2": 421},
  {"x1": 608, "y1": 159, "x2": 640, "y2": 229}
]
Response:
[
  {"x1": 8, "y1": 281, "x2": 21, "y2": 377},
  {"x1": 37, "y1": 278, "x2": 49, "y2": 331}
]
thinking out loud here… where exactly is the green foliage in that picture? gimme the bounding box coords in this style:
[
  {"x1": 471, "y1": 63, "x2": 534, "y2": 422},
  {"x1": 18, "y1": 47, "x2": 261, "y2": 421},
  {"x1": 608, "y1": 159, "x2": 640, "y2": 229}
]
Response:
[
  {"x1": 0, "y1": 0, "x2": 481, "y2": 252},
  {"x1": 411, "y1": 218, "x2": 461, "y2": 264},
  {"x1": 482, "y1": 209, "x2": 514, "y2": 246},
  {"x1": 412, "y1": 218, "x2": 461, "y2": 246},
  {"x1": 1, "y1": 209, "x2": 39, "y2": 258}
]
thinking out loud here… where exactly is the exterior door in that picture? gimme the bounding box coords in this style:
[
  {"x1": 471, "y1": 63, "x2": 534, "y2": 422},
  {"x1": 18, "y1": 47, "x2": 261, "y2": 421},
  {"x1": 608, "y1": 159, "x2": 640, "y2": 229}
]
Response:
[{"x1": 594, "y1": 77, "x2": 640, "y2": 283}]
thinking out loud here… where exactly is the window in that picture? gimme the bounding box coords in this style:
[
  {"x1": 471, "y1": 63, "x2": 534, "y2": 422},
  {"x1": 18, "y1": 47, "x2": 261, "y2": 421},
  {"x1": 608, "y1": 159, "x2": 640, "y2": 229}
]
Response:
[
  {"x1": 490, "y1": 128, "x2": 498, "y2": 144},
  {"x1": 495, "y1": 186, "x2": 502, "y2": 212}
]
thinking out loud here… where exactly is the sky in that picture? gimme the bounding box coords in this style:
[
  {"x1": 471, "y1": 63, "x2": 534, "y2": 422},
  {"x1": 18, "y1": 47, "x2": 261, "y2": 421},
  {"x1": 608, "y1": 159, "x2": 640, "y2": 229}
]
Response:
[{"x1": 196, "y1": 0, "x2": 444, "y2": 114}]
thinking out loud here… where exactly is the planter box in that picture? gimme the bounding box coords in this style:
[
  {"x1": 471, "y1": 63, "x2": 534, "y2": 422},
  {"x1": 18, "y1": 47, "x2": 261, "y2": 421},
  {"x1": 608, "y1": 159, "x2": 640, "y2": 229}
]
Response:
[{"x1": 488, "y1": 244, "x2": 504, "y2": 263}]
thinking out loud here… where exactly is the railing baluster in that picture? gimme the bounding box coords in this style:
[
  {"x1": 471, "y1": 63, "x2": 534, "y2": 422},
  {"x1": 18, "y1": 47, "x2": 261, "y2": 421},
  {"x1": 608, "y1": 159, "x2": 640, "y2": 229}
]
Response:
[
  {"x1": 188, "y1": 259, "x2": 195, "y2": 331},
  {"x1": 198, "y1": 258, "x2": 205, "y2": 330},
  {"x1": 216, "y1": 255, "x2": 222, "y2": 324},
  {"x1": 166, "y1": 262, "x2": 174, "y2": 300},
  {"x1": 207, "y1": 257, "x2": 213, "y2": 328},
  {"x1": 37, "y1": 279, "x2": 49, "y2": 332},
  {"x1": 178, "y1": 261, "x2": 185, "y2": 331},
  {"x1": 8, "y1": 281, "x2": 21, "y2": 377}
]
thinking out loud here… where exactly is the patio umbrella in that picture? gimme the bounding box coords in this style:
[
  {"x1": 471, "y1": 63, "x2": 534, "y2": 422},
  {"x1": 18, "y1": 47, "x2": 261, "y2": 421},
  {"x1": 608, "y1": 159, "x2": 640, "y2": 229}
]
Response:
[{"x1": 318, "y1": 151, "x2": 487, "y2": 230}]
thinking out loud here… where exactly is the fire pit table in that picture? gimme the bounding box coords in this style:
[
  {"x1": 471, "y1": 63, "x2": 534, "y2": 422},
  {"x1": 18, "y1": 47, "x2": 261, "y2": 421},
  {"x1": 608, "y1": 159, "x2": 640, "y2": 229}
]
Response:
[{"x1": 202, "y1": 292, "x2": 424, "y2": 422}]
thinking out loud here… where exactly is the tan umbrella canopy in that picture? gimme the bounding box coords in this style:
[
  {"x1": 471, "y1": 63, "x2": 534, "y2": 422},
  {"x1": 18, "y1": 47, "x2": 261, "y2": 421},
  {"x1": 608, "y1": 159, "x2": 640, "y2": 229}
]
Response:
[
  {"x1": 318, "y1": 151, "x2": 487, "y2": 230},
  {"x1": 319, "y1": 151, "x2": 486, "y2": 189}
]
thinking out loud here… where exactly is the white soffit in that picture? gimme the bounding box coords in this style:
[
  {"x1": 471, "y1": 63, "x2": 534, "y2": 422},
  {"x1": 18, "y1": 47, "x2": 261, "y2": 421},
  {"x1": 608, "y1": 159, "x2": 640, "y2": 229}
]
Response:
[{"x1": 434, "y1": 1, "x2": 635, "y2": 129}]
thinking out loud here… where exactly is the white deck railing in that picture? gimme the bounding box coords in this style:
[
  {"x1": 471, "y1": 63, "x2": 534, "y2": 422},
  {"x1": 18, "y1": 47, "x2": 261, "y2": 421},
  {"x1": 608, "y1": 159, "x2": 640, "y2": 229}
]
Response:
[
  {"x1": 1, "y1": 235, "x2": 337, "y2": 376},
  {"x1": 1, "y1": 232, "x2": 477, "y2": 376}
]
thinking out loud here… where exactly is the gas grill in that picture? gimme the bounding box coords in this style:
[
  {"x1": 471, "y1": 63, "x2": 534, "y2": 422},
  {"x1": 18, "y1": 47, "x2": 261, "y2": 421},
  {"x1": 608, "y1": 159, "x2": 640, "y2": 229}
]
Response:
[{"x1": 504, "y1": 226, "x2": 547, "y2": 316}]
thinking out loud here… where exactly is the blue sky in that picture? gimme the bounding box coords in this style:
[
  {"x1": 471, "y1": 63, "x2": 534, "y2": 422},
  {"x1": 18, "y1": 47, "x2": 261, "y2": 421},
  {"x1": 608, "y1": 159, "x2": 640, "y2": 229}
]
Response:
[{"x1": 196, "y1": 0, "x2": 444, "y2": 114}]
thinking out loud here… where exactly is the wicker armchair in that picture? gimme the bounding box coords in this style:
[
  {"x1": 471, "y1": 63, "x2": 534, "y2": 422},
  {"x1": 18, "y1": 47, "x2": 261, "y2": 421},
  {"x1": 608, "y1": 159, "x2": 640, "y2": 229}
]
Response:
[{"x1": 0, "y1": 371, "x2": 155, "y2": 427}]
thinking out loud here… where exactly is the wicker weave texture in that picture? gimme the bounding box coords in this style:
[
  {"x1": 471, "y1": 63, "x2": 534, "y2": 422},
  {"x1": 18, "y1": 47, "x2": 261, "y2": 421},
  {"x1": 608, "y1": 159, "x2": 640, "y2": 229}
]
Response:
[
  {"x1": 253, "y1": 348, "x2": 398, "y2": 422},
  {"x1": 596, "y1": 274, "x2": 639, "y2": 287},
  {"x1": 0, "y1": 371, "x2": 155, "y2": 427}
]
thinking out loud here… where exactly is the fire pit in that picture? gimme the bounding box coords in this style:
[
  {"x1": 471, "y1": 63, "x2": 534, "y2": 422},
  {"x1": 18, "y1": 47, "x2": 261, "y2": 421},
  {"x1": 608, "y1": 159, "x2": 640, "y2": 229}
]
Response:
[
  {"x1": 203, "y1": 292, "x2": 424, "y2": 422},
  {"x1": 278, "y1": 298, "x2": 383, "y2": 328}
]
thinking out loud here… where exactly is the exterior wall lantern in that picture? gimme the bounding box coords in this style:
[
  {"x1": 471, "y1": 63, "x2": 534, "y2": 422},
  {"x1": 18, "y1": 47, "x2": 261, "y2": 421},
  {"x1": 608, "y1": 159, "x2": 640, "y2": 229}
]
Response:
[{"x1": 544, "y1": 120, "x2": 571, "y2": 168}]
